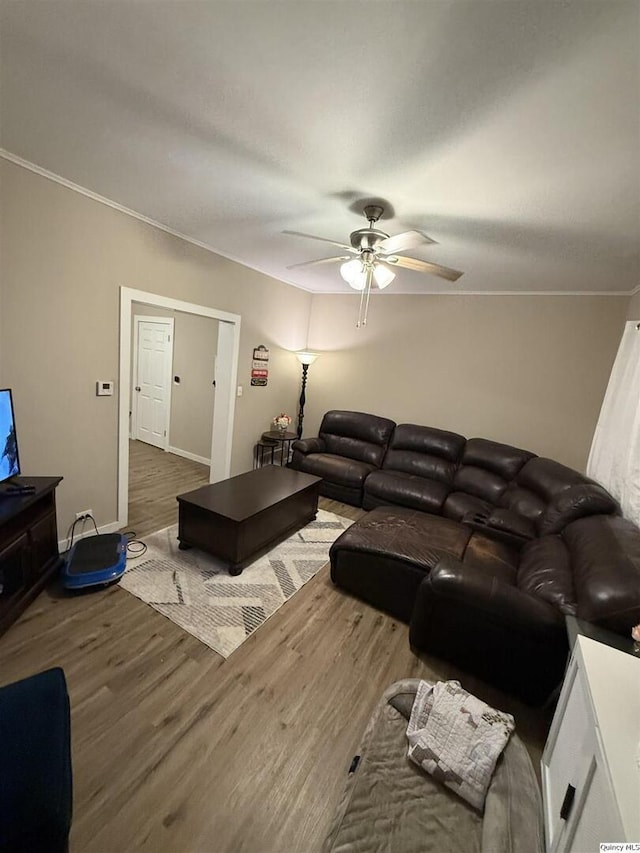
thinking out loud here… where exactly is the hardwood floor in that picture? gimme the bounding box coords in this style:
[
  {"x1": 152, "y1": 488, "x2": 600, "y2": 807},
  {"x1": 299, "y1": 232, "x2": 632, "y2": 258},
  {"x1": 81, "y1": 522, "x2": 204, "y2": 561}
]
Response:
[
  {"x1": 127, "y1": 439, "x2": 210, "y2": 538},
  {"x1": 0, "y1": 445, "x2": 553, "y2": 852}
]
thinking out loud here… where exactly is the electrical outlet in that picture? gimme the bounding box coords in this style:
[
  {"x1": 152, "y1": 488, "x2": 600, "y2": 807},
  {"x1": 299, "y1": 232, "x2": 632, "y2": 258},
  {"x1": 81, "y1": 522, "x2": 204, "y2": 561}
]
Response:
[{"x1": 75, "y1": 509, "x2": 93, "y2": 520}]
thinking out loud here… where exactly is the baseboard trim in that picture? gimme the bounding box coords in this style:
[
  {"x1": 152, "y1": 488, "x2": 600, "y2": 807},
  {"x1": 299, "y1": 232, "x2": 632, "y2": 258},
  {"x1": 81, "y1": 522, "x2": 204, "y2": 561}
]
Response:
[
  {"x1": 58, "y1": 519, "x2": 122, "y2": 554},
  {"x1": 168, "y1": 446, "x2": 211, "y2": 467}
]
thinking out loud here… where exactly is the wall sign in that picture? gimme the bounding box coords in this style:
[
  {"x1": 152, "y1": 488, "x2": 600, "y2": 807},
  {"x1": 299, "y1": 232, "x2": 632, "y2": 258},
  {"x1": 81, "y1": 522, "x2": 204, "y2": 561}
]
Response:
[{"x1": 251, "y1": 345, "x2": 269, "y2": 386}]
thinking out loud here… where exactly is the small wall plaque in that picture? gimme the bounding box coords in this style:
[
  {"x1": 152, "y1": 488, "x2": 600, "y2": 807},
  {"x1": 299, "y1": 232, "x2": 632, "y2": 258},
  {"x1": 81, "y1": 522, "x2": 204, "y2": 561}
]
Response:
[{"x1": 251, "y1": 345, "x2": 269, "y2": 386}]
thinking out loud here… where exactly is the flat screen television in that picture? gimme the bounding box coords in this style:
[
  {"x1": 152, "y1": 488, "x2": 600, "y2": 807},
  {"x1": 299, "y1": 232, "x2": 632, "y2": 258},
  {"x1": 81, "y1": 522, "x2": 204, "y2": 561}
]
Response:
[{"x1": 0, "y1": 388, "x2": 21, "y2": 484}]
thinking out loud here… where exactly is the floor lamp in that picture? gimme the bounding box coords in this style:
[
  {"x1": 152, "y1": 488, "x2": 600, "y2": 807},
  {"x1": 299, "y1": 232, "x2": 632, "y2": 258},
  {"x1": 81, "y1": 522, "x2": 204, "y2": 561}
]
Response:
[{"x1": 295, "y1": 351, "x2": 318, "y2": 439}]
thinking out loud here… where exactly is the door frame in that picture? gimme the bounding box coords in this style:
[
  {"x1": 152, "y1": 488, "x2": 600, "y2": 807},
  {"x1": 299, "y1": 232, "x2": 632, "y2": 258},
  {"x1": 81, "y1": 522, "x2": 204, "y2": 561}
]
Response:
[
  {"x1": 118, "y1": 287, "x2": 241, "y2": 528},
  {"x1": 131, "y1": 314, "x2": 175, "y2": 449}
]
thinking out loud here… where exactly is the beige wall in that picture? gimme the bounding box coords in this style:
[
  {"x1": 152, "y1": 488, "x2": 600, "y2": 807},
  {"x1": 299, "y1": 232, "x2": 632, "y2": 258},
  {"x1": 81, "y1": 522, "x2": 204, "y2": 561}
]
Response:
[
  {"x1": 0, "y1": 159, "x2": 312, "y2": 536},
  {"x1": 627, "y1": 289, "x2": 640, "y2": 319},
  {"x1": 130, "y1": 303, "x2": 219, "y2": 462},
  {"x1": 305, "y1": 293, "x2": 628, "y2": 472}
]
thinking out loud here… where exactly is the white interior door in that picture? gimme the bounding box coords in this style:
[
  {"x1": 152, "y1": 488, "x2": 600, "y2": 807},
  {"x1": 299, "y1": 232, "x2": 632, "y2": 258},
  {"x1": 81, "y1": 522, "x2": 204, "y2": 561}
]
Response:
[{"x1": 133, "y1": 318, "x2": 174, "y2": 450}]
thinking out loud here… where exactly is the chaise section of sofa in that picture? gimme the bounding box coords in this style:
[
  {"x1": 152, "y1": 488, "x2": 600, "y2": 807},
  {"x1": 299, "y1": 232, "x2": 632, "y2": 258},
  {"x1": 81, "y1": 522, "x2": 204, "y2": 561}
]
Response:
[{"x1": 330, "y1": 505, "x2": 570, "y2": 704}]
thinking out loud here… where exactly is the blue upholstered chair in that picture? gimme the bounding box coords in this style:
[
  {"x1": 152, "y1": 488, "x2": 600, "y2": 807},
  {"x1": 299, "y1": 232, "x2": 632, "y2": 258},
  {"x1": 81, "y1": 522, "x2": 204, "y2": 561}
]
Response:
[{"x1": 0, "y1": 667, "x2": 72, "y2": 852}]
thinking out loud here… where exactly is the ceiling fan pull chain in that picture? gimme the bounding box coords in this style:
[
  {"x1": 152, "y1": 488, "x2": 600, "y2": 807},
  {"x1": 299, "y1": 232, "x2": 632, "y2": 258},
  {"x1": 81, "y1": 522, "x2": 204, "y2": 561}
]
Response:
[
  {"x1": 362, "y1": 267, "x2": 373, "y2": 327},
  {"x1": 356, "y1": 281, "x2": 366, "y2": 328}
]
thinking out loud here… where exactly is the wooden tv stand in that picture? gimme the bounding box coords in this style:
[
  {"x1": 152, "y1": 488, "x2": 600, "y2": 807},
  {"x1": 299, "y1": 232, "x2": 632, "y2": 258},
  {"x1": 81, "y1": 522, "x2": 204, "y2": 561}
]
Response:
[{"x1": 0, "y1": 476, "x2": 63, "y2": 637}]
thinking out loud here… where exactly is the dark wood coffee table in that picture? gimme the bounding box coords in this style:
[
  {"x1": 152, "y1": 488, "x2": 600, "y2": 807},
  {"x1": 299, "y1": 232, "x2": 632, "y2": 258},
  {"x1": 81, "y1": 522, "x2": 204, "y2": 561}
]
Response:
[{"x1": 176, "y1": 466, "x2": 321, "y2": 575}]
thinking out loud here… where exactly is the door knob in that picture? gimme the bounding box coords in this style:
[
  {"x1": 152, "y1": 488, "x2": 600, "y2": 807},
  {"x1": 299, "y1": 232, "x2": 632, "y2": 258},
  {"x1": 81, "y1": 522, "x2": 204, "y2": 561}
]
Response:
[{"x1": 135, "y1": 386, "x2": 141, "y2": 392}]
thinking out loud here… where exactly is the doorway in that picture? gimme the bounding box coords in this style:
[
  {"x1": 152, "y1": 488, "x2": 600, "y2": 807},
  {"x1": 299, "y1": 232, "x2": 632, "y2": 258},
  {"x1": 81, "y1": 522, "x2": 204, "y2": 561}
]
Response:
[
  {"x1": 131, "y1": 316, "x2": 174, "y2": 450},
  {"x1": 118, "y1": 287, "x2": 241, "y2": 529}
]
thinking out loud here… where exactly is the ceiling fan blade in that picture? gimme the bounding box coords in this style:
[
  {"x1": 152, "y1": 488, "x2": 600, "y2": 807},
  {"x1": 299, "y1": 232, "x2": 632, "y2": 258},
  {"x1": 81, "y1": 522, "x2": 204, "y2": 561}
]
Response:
[
  {"x1": 283, "y1": 230, "x2": 356, "y2": 252},
  {"x1": 286, "y1": 255, "x2": 350, "y2": 270},
  {"x1": 386, "y1": 255, "x2": 464, "y2": 282},
  {"x1": 376, "y1": 230, "x2": 437, "y2": 255}
]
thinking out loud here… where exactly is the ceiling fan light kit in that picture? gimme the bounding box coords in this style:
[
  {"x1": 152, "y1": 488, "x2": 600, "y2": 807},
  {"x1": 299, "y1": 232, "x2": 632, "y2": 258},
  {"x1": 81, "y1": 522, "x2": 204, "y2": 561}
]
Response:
[
  {"x1": 339, "y1": 259, "x2": 395, "y2": 291},
  {"x1": 285, "y1": 204, "x2": 464, "y2": 327}
]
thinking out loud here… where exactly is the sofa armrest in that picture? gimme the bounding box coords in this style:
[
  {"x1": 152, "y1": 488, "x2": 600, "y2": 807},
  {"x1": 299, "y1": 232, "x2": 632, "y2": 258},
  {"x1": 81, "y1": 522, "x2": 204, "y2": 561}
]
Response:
[
  {"x1": 413, "y1": 557, "x2": 564, "y2": 637},
  {"x1": 409, "y1": 557, "x2": 568, "y2": 705},
  {"x1": 292, "y1": 436, "x2": 326, "y2": 455}
]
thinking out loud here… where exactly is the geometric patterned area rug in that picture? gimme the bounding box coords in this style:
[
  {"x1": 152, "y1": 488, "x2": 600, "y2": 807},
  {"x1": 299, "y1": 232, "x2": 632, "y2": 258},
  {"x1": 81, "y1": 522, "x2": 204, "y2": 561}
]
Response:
[{"x1": 119, "y1": 509, "x2": 352, "y2": 658}]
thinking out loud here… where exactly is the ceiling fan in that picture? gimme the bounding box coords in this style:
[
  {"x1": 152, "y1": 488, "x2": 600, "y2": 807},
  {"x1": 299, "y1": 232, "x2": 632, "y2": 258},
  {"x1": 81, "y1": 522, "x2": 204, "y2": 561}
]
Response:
[{"x1": 284, "y1": 205, "x2": 464, "y2": 327}]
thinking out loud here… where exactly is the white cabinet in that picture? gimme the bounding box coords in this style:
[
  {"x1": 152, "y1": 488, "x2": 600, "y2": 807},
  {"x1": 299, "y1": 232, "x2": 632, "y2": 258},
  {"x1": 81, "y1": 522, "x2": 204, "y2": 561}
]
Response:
[{"x1": 541, "y1": 635, "x2": 640, "y2": 852}]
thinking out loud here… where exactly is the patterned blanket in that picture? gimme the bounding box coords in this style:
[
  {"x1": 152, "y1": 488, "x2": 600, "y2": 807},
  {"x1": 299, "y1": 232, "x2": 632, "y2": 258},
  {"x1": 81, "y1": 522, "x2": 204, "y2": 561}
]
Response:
[{"x1": 406, "y1": 679, "x2": 515, "y2": 811}]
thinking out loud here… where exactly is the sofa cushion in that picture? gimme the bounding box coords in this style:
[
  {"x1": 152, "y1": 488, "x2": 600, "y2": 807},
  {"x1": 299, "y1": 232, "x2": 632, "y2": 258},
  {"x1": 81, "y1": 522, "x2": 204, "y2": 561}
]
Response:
[
  {"x1": 454, "y1": 466, "x2": 509, "y2": 504},
  {"x1": 451, "y1": 439, "x2": 536, "y2": 508},
  {"x1": 319, "y1": 410, "x2": 395, "y2": 467},
  {"x1": 363, "y1": 470, "x2": 451, "y2": 513},
  {"x1": 443, "y1": 492, "x2": 493, "y2": 521},
  {"x1": 564, "y1": 514, "x2": 640, "y2": 633},
  {"x1": 499, "y1": 486, "x2": 547, "y2": 521},
  {"x1": 382, "y1": 424, "x2": 465, "y2": 483},
  {"x1": 536, "y1": 484, "x2": 620, "y2": 536},
  {"x1": 331, "y1": 507, "x2": 474, "y2": 571},
  {"x1": 516, "y1": 457, "x2": 590, "y2": 501},
  {"x1": 295, "y1": 452, "x2": 376, "y2": 489},
  {"x1": 330, "y1": 508, "x2": 474, "y2": 621},
  {"x1": 461, "y1": 438, "x2": 536, "y2": 481},
  {"x1": 502, "y1": 456, "x2": 604, "y2": 528},
  {"x1": 463, "y1": 533, "x2": 519, "y2": 584},
  {"x1": 518, "y1": 536, "x2": 576, "y2": 615}
]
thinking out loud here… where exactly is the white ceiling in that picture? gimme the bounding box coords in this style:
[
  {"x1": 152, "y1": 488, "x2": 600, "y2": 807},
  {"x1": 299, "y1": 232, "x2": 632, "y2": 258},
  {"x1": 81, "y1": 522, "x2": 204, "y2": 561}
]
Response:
[{"x1": 1, "y1": 0, "x2": 639, "y2": 295}]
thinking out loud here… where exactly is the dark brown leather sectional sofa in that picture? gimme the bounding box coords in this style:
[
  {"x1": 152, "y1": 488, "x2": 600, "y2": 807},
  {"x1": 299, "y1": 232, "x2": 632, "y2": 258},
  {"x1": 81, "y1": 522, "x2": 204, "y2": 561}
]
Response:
[{"x1": 290, "y1": 410, "x2": 640, "y2": 704}]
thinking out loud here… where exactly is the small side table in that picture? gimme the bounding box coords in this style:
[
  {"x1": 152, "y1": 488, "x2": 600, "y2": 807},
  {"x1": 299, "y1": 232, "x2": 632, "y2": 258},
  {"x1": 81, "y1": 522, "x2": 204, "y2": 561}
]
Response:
[
  {"x1": 261, "y1": 430, "x2": 298, "y2": 466},
  {"x1": 254, "y1": 438, "x2": 279, "y2": 469}
]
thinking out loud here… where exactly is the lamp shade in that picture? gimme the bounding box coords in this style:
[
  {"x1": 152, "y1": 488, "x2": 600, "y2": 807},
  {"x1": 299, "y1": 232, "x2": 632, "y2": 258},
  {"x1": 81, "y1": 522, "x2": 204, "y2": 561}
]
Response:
[
  {"x1": 295, "y1": 351, "x2": 318, "y2": 365},
  {"x1": 340, "y1": 259, "x2": 367, "y2": 290},
  {"x1": 373, "y1": 264, "x2": 395, "y2": 289}
]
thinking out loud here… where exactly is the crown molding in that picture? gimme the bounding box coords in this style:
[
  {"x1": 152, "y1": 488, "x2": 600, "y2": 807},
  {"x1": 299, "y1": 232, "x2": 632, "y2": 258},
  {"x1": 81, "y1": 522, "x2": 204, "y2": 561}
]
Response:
[
  {"x1": 1, "y1": 149, "x2": 636, "y2": 299},
  {"x1": 310, "y1": 289, "x2": 633, "y2": 297},
  {"x1": 0, "y1": 148, "x2": 302, "y2": 286}
]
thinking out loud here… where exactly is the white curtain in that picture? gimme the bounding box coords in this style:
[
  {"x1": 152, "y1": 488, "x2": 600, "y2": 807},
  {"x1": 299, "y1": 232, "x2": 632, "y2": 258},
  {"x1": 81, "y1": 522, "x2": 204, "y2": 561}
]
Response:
[{"x1": 587, "y1": 321, "x2": 640, "y2": 526}]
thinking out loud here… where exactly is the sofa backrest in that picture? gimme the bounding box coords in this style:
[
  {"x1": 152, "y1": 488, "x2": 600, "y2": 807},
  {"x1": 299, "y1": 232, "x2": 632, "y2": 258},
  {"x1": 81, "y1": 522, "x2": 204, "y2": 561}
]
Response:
[
  {"x1": 451, "y1": 438, "x2": 536, "y2": 506},
  {"x1": 383, "y1": 424, "x2": 465, "y2": 485},
  {"x1": 508, "y1": 457, "x2": 620, "y2": 533},
  {"x1": 319, "y1": 410, "x2": 396, "y2": 467}
]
